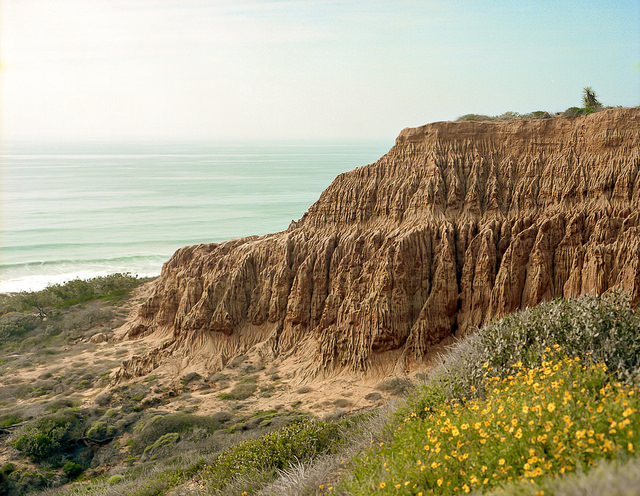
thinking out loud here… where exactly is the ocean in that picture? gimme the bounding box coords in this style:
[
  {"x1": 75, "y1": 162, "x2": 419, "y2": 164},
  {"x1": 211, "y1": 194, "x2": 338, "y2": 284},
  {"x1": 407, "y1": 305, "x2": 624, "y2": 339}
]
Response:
[{"x1": 0, "y1": 141, "x2": 389, "y2": 292}]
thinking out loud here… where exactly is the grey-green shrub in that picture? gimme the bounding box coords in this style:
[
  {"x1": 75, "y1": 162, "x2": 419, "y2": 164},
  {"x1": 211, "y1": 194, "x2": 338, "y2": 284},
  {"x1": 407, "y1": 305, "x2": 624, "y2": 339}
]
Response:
[
  {"x1": 428, "y1": 293, "x2": 640, "y2": 403},
  {"x1": 86, "y1": 421, "x2": 117, "y2": 443},
  {"x1": 11, "y1": 409, "x2": 86, "y2": 463},
  {"x1": 129, "y1": 412, "x2": 223, "y2": 454}
]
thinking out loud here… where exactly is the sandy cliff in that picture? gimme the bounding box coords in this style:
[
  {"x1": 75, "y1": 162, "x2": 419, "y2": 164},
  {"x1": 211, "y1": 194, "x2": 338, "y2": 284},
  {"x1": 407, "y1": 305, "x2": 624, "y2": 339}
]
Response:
[{"x1": 115, "y1": 107, "x2": 640, "y2": 381}]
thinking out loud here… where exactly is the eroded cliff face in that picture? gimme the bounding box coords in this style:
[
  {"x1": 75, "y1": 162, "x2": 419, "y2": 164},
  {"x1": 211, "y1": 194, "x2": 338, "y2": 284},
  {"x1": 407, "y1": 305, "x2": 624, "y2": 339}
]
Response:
[{"x1": 115, "y1": 107, "x2": 640, "y2": 381}]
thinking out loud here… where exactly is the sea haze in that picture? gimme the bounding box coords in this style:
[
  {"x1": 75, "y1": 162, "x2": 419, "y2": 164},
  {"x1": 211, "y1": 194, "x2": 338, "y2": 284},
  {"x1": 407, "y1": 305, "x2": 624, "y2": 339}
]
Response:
[{"x1": 0, "y1": 141, "x2": 389, "y2": 292}]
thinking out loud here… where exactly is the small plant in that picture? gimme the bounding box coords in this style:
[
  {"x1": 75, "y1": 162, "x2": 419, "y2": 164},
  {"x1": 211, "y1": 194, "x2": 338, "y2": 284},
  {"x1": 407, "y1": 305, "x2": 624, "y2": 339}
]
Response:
[
  {"x1": 62, "y1": 461, "x2": 83, "y2": 479},
  {"x1": 583, "y1": 86, "x2": 602, "y2": 111},
  {"x1": 181, "y1": 372, "x2": 201, "y2": 385},
  {"x1": 218, "y1": 377, "x2": 257, "y2": 400},
  {"x1": 376, "y1": 377, "x2": 412, "y2": 396},
  {"x1": 107, "y1": 474, "x2": 123, "y2": 485},
  {"x1": 143, "y1": 432, "x2": 180, "y2": 454},
  {"x1": 11, "y1": 408, "x2": 86, "y2": 463}
]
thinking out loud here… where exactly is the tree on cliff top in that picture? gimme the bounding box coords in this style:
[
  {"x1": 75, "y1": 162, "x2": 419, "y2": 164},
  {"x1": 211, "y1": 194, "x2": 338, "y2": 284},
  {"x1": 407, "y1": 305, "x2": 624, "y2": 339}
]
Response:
[{"x1": 582, "y1": 86, "x2": 601, "y2": 111}]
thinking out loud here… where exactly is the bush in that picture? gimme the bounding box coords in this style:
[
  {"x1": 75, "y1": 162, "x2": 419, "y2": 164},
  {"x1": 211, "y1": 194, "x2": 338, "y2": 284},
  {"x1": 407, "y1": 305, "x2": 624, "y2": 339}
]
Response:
[
  {"x1": 340, "y1": 353, "x2": 640, "y2": 495},
  {"x1": 0, "y1": 313, "x2": 39, "y2": 342},
  {"x1": 181, "y1": 372, "x2": 201, "y2": 385},
  {"x1": 0, "y1": 463, "x2": 15, "y2": 476},
  {"x1": 86, "y1": 421, "x2": 117, "y2": 443},
  {"x1": 143, "y1": 432, "x2": 180, "y2": 454},
  {"x1": 200, "y1": 418, "x2": 346, "y2": 493},
  {"x1": 62, "y1": 461, "x2": 83, "y2": 479},
  {"x1": 1, "y1": 273, "x2": 149, "y2": 317},
  {"x1": 11, "y1": 409, "x2": 85, "y2": 463},
  {"x1": 107, "y1": 474, "x2": 123, "y2": 485},
  {"x1": 376, "y1": 377, "x2": 412, "y2": 396},
  {"x1": 218, "y1": 378, "x2": 257, "y2": 400},
  {"x1": 563, "y1": 106, "x2": 587, "y2": 117},
  {"x1": 428, "y1": 293, "x2": 640, "y2": 403},
  {"x1": 129, "y1": 413, "x2": 222, "y2": 455}
]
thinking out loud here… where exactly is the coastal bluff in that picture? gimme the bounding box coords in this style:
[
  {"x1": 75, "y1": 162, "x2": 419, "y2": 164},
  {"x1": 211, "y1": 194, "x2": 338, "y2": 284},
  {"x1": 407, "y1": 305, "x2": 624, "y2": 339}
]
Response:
[{"x1": 115, "y1": 107, "x2": 640, "y2": 381}]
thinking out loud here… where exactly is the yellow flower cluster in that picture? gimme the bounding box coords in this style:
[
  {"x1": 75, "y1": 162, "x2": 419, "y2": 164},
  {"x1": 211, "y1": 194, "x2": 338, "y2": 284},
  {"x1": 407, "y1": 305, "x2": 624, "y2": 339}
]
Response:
[{"x1": 340, "y1": 351, "x2": 640, "y2": 495}]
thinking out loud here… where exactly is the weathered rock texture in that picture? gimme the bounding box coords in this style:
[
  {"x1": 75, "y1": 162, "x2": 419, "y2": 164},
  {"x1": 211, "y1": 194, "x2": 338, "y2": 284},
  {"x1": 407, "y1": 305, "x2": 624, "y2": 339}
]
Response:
[{"x1": 116, "y1": 107, "x2": 640, "y2": 381}]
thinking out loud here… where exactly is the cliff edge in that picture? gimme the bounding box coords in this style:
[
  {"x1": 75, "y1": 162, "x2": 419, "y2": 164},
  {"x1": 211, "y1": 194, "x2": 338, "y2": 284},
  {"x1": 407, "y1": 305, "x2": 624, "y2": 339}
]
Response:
[{"x1": 115, "y1": 107, "x2": 640, "y2": 381}]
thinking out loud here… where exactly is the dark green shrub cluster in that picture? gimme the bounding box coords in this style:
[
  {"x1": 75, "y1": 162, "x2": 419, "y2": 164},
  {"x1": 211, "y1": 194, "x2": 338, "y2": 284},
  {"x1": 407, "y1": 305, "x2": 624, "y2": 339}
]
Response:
[
  {"x1": 200, "y1": 418, "x2": 345, "y2": 492},
  {"x1": 62, "y1": 461, "x2": 83, "y2": 479},
  {"x1": 86, "y1": 421, "x2": 117, "y2": 443},
  {"x1": 10, "y1": 408, "x2": 86, "y2": 464}
]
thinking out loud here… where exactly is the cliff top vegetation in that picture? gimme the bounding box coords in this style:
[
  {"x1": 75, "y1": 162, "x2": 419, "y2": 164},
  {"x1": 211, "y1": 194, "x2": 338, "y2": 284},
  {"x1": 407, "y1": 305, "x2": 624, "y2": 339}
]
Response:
[{"x1": 457, "y1": 86, "x2": 608, "y2": 122}]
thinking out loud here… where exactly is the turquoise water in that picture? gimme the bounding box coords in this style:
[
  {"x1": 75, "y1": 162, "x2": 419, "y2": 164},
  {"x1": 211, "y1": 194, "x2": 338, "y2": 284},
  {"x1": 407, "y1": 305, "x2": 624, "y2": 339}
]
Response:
[{"x1": 0, "y1": 141, "x2": 389, "y2": 292}]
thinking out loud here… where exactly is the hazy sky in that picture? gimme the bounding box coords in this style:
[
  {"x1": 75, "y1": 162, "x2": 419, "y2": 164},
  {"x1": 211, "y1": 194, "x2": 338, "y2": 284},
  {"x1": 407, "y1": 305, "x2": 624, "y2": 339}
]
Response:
[{"x1": 1, "y1": 0, "x2": 639, "y2": 142}]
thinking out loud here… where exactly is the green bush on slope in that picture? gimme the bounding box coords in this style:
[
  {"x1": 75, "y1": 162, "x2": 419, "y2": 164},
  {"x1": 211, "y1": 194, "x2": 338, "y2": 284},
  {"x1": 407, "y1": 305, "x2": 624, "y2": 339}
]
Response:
[
  {"x1": 0, "y1": 273, "x2": 150, "y2": 317},
  {"x1": 11, "y1": 408, "x2": 86, "y2": 464},
  {"x1": 429, "y1": 293, "x2": 640, "y2": 404},
  {"x1": 336, "y1": 294, "x2": 640, "y2": 495}
]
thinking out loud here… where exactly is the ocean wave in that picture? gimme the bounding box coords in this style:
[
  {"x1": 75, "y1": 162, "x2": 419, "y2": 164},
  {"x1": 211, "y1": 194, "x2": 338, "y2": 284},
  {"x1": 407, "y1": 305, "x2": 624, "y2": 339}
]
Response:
[
  {"x1": 0, "y1": 256, "x2": 165, "y2": 293},
  {"x1": 0, "y1": 254, "x2": 168, "y2": 271}
]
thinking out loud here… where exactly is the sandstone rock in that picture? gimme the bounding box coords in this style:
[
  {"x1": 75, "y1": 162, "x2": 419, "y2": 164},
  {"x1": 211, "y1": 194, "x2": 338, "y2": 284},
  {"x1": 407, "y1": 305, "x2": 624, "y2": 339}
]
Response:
[
  {"x1": 90, "y1": 332, "x2": 109, "y2": 344},
  {"x1": 114, "y1": 107, "x2": 640, "y2": 381}
]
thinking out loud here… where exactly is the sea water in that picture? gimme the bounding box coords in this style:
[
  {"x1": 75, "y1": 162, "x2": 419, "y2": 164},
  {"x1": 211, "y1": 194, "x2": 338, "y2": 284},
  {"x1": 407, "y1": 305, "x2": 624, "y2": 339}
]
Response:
[{"x1": 0, "y1": 141, "x2": 389, "y2": 292}]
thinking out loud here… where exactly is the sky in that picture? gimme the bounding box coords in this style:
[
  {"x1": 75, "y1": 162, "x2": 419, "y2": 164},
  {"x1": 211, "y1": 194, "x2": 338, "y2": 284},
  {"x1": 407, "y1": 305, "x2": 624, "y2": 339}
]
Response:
[{"x1": 1, "y1": 0, "x2": 639, "y2": 142}]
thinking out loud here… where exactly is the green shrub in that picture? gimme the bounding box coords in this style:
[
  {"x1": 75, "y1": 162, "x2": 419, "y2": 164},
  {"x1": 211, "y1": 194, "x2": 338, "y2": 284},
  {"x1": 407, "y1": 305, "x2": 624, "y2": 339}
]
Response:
[
  {"x1": 129, "y1": 413, "x2": 222, "y2": 454},
  {"x1": 0, "y1": 313, "x2": 39, "y2": 342},
  {"x1": 218, "y1": 378, "x2": 257, "y2": 400},
  {"x1": 181, "y1": 372, "x2": 201, "y2": 385},
  {"x1": 62, "y1": 461, "x2": 83, "y2": 479},
  {"x1": 1, "y1": 273, "x2": 149, "y2": 317},
  {"x1": 107, "y1": 474, "x2": 123, "y2": 485},
  {"x1": 201, "y1": 418, "x2": 346, "y2": 492},
  {"x1": 11, "y1": 409, "x2": 85, "y2": 463},
  {"x1": 1, "y1": 463, "x2": 15, "y2": 476},
  {"x1": 143, "y1": 432, "x2": 180, "y2": 454},
  {"x1": 0, "y1": 415, "x2": 23, "y2": 428},
  {"x1": 563, "y1": 106, "x2": 587, "y2": 117},
  {"x1": 428, "y1": 293, "x2": 640, "y2": 403},
  {"x1": 86, "y1": 421, "x2": 117, "y2": 443},
  {"x1": 45, "y1": 398, "x2": 78, "y2": 412},
  {"x1": 340, "y1": 353, "x2": 640, "y2": 495}
]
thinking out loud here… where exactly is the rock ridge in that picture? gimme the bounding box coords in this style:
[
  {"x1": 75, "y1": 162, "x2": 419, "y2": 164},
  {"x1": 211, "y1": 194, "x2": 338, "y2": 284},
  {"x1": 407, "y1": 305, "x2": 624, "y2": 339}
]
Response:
[{"x1": 115, "y1": 107, "x2": 640, "y2": 381}]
